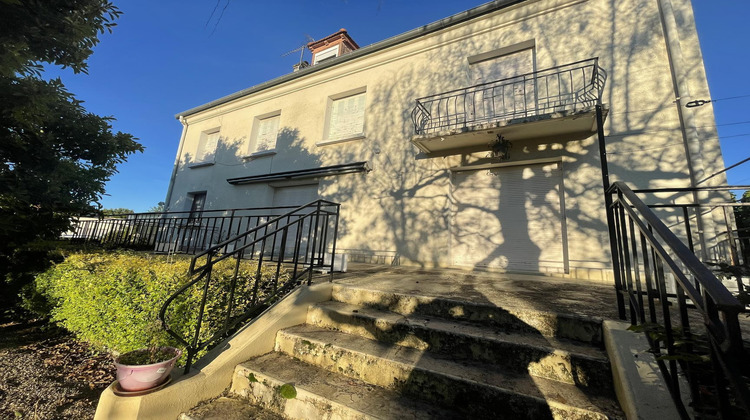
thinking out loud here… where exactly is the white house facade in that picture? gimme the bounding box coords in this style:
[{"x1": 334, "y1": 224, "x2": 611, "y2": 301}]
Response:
[{"x1": 163, "y1": 0, "x2": 728, "y2": 282}]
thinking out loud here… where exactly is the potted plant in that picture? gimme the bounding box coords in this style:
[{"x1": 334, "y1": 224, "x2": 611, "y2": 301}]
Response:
[
  {"x1": 114, "y1": 346, "x2": 181, "y2": 392},
  {"x1": 113, "y1": 322, "x2": 182, "y2": 393}
]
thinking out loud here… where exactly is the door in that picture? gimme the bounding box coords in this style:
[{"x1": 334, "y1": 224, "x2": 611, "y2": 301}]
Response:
[
  {"x1": 469, "y1": 48, "x2": 535, "y2": 121},
  {"x1": 451, "y1": 162, "x2": 566, "y2": 272},
  {"x1": 271, "y1": 184, "x2": 320, "y2": 259}
]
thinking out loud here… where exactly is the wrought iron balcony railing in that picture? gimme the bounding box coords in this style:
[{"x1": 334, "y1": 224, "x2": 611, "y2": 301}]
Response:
[{"x1": 411, "y1": 58, "x2": 606, "y2": 135}]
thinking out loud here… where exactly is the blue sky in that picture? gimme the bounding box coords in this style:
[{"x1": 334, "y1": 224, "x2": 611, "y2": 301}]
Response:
[{"x1": 47, "y1": 1, "x2": 750, "y2": 212}]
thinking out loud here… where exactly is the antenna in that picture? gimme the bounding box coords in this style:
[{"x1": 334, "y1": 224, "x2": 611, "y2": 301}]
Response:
[{"x1": 281, "y1": 34, "x2": 316, "y2": 66}]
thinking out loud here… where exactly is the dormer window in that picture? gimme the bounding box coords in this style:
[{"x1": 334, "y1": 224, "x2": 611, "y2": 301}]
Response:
[
  {"x1": 313, "y1": 45, "x2": 340, "y2": 64},
  {"x1": 308, "y1": 29, "x2": 359, "y2": 66}
]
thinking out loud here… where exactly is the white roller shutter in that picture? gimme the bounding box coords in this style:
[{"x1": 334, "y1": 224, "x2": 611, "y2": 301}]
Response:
[
  {"x1": 451, "y1": 162, "x2": 566, "y2": 272},
  {"x1": 272, "y1": 184, "x2": 320, "y2": 256}
]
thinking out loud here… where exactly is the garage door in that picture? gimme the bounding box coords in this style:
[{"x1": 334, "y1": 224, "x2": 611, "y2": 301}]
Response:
[
  {"x1": 271, "y1": 183, "x2": 320, "y2": 256},
  {"x1": 451, "y1": 162, "x2": 566, "y2": 272},
  {"x1": 272, "y1": 183, "x2": 320, "y2": 210}
]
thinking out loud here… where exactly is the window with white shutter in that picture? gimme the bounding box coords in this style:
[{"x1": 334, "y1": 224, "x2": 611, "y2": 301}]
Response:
[
  {"x1": 313, "y1": 45, "x2": 339, "y2": 64},
  {"x1": 325, "y1": 91, "x2": 366, "y2": 142},
  {"x1": 251, "y1": 114, "x2": 280, "y2": 154},
  {"x1": 196, "y1": 130, "x2": 219, "y2": 162}
]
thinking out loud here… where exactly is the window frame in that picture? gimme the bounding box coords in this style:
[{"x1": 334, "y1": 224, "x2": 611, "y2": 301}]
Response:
[
  {"x1": 187, "y1": 191, "x2": 207, "y2": 219},
  {"x1": 192, "y1": 128, "x2": 220, "y2": 166},
  {"x1": 319, "y1": 88, "x2": 367, "y2": 146},
  {"x1": 246, "y1": 111, "x2": 281, "y2": 158},
  {"x1": 313, "y1": 45, "x2": 340, "y2": 65}
]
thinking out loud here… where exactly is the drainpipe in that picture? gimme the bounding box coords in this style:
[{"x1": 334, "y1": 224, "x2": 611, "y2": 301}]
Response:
[
  {"x1": 657, "y1": 0, "x2": 712, "y2": 260},
  {"x1": 163, "y1": 116, "x2": 189, "y2": 211}
]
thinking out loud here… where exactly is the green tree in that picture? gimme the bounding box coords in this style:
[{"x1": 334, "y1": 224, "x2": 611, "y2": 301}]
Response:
[
  {"x1": 0, "y1": 0, "x2": 143, "y2": 309},
  {"x1": 149, "y1": 202, "x2": 166, "y2": 213},
  {"x1": 101, "y1": 208, "x2": 135, "y2": 216}
]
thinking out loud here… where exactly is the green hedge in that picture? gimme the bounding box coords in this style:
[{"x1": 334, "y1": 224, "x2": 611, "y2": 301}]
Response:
[{"x1": 29, "y1": 251, "x2": 289, "y2": 355}]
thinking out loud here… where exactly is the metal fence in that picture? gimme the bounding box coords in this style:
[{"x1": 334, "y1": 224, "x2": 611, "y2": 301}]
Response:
[
  {"x1": 68, "y1": 206, "x2": 299, "y2": 254},
  {"x1": 608, "y1": 183, "x2": 748, "y2": 418},
  {"x1": 411, "y1": 57, "x2": 606, "y2": 135},
  {"x1": 159, "y1": 200, "x2": 340, "y2": 372}
]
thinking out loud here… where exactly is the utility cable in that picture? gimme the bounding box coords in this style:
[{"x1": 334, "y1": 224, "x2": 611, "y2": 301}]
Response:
[{"x1": 697, "y1": 156, "x2": 750, "y2": 185}]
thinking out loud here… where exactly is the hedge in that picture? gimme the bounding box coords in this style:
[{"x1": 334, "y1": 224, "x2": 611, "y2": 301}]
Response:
[{"x1": 28, "y1": 251, "x2": 289, "y2": 356}]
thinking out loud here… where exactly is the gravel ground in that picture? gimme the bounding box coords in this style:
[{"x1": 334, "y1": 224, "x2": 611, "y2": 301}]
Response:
[{"x1": 0, "y1": 318, "x2": 114, "y2": 420}]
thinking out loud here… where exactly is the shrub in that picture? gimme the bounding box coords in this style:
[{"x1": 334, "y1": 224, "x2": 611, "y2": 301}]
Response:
[{"x1": 30, "y1": 251, "x2": 289, "y2": 356}]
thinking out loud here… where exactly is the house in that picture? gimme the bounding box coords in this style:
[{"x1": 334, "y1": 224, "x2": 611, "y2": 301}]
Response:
[
  {"x1": 162, "y1": 0, "x2": 728, "y2": 281},
  {"x1": 92, "y1": 1, "x2": 750, "y2": 418}
]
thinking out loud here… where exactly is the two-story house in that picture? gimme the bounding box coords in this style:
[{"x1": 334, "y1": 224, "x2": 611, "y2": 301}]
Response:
[{"x1": 163, "y1": 0, "x2": 728, "y2": 281}]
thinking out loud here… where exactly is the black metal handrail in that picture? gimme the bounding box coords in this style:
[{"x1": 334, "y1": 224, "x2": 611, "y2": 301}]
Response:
[
  {"x1": 158, "y1": 199, "x2": 340, "y2": 372},
  {"x1": 411, "y1": 57, "x2": 606, "y2": 135},
  {"x1": 628, "y1": 185, "x2": 750, "y2": 296},
  {"x1": 68, "y1": 205, "x2": 299, "y2": 254},
  {"x1": 607, "y1": 182, "x2": 748, "y2": 418}
]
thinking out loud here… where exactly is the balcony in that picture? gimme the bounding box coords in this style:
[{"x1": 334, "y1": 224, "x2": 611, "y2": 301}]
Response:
[{"x1": 411, "y1": 58, "x2": 607, "y2": 156}]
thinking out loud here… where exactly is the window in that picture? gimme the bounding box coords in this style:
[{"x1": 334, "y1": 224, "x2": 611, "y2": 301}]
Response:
[
  {"x1": 188, "y1": 192, "x2": 206, "y2": 219},
  {"x1": 196, "y1": 130, "x2": 220, "y2": 163},
  {"x1": 324, "y1": 91, "x2": 366, "y2": 143},
  {"x1": 468, "y1": 48, "x2": 534, "y2": 84},
  {"x1": 249, "y1": 114, "x2": 280, "y2": 155},
  {"x1": 313, "y1": 45, "x2": 339, "y2": 65}
]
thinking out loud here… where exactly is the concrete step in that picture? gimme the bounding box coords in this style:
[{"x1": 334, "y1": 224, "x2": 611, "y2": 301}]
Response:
[
  {"x1": 231, "y1": 352, "x2": 462, "y2": 420},
  {"x1": 179, "y1": 397, "x2": 284, "y2": 420},
  {"x1": 307, "y1": 301, "x2": 612, "y2": 390},
  {"x1": 274, "y1": 324, "x2": 623, "y2": 418},
  {"x1": 331, "y1": 284, "x2": 604, "y2": 344}
]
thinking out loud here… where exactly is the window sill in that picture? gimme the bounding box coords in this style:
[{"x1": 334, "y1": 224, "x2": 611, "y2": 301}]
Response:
[
  {"x1": 316, "y1": 134, "x2": 366, "y2": 147},
  {"x1": 242, "y1": 150, "x2": 277, "y2": 159},
  {"x1": 188, "y1": 161, "x2": 215, "y2": 169}
]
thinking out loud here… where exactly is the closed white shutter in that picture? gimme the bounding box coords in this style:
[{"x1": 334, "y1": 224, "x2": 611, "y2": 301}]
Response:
[
  {"x1": 469, "y1": 48, "x2": 534, "y2": 84},
  {"x1": 197, "y1": 131, "x2": 219, "y2": 162},
  {"x1": 469, "y1": 49, "x2": 535, "y2": 120},
  {"x1": 272, "y1": 184, "x2": 320, "y2": 256},
  {"x1": 254, "y1": 115, "x2": 280, "y2": 152},
  {"x1": 451, "y1": 162, "x2": 565, "y2": 272},
  {"x1": 327, "y1": 92, "x2": 366, "y2": 141},
  {"x1": 313, "y1": 45, "x2": 340, "y2": 64},
  {"x1": 272, "y1": 184, "x2": 319, "y2": 209}
]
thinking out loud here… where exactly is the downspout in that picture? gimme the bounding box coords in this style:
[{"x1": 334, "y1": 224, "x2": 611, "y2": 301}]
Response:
[
  {"x1": 163, "y1": 116, "x2": 189, "y2": 211},
  {"x1": 657, "y1": 0, "x2": 711, "y2": 260}
]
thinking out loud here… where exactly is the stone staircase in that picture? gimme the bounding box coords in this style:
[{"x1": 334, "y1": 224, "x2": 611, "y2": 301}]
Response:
[{"x1": 182, "y1": 284, "x2": 624, "y2": 419}]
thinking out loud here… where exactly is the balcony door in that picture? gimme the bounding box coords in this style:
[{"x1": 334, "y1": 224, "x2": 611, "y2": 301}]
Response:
[{"x1": 468, "y1": 48, "x2": 535, "y2": 122}]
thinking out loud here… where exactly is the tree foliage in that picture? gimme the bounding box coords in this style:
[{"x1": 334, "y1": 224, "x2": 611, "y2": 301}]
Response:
[
  {"x1": 0, "y1": 0, "x2": 143, "y2": 307},
  {"x1": 149, "y1": 202, "x2": 166, "y2": 213},
  {"x1": 101, "y1": 208, "x2": 135, "y2": 216},
  {"x1": 0, "y1": 0, "x2": 121, "y2": 77}
]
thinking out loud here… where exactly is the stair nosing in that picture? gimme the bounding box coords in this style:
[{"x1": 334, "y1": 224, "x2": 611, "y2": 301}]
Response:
[
  {"x1": 332, "y1": 283, "x2": 605, "y2": 324},
  {"x1": 310, "y1": 300, "x2": 609, "y2": 362},
  {"x1": 276, "y1": 324, "x2": 620, "y2": 417}
]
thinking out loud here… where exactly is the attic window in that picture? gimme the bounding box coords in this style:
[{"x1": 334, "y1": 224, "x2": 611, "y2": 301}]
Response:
[{"x1": 314, "y1": 45, "x2": 339, "y2": 64}]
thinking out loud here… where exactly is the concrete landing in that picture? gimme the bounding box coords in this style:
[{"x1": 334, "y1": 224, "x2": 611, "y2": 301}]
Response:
[{"x1": 332, "y1": 263, "x2": 621, "y2": 320}]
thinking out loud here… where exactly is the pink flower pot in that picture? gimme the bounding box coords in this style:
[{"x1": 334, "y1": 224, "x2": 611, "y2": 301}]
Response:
[{"x1": 114, "y1": 347, "x2": 181, "y2": 392}]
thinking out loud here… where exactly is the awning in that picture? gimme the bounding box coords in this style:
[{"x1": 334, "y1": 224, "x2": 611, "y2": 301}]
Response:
[{"x1": 226, "y1": 161, "x2": 370, "y2": 185}]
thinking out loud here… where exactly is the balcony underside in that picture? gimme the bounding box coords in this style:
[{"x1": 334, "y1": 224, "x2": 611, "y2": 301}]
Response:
[{"x1": 411, "y1": 105, "x2": 608, "y2": 157}]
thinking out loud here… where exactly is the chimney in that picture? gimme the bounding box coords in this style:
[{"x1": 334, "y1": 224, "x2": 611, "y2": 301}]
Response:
[
  {"x1": 292, "y1": 61, "x2": 310, "y2": 72},
  {"x1": 307, "y1": 29, "x2": 360, "y2": 65}
]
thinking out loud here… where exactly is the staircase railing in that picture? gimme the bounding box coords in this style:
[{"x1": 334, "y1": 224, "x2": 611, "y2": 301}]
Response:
[
  {"x1": 68, "y1": 205, "x2": 299, "y2": 253},
  {"x1": 608, "y1": 182, "x2": 748, "y2": 418},
  {"x1": 158, "y1": 200, "x2": 340, "y2": 373}
]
